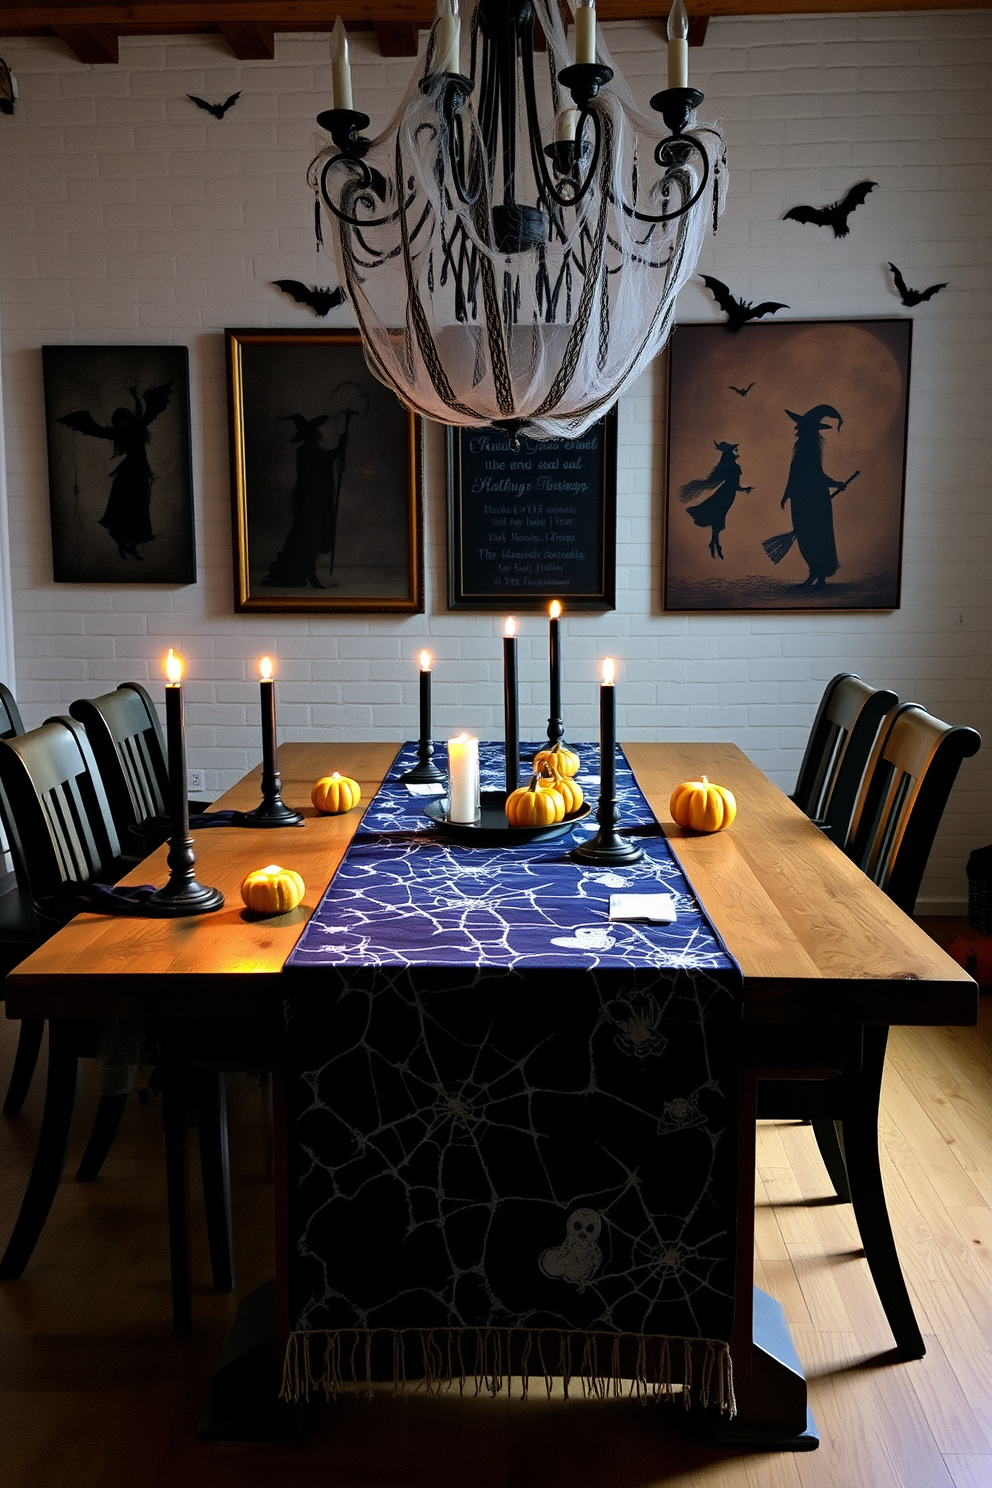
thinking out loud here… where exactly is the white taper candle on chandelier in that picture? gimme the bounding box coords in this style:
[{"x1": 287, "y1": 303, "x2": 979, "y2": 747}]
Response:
[
  {"x1": 447, "y1": 733, "x2": 480, "y2": 823},
  {"x1": 667, "y1": 0, "x2": 689, "y2": 88},
  {"x1": 331, "y1": 16, "x2": 354, "y2": 111},
  {"x1": 574, "y1": 0, "x2": 597, "y2": 65},
  {"x1": 433, "y1": 1, "x2": 461, "y2": 75}
]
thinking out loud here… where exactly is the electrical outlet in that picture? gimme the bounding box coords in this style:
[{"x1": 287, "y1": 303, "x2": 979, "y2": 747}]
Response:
[{"x1": 187, "y1": 769, "x2": 206, "y2": 794}]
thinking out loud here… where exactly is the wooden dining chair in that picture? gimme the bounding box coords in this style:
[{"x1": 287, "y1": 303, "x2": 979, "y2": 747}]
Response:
[
  {"x1": 759, "y1": 703, "x2": 981, "y2": 1359},
  {"x1": 0, "y1": 716, "x2": 233, "y2": 1329},
  {"x1": 70, "y1": 682, "x2": 211, "y2": 852},
  {"x1": 0, "y1": 682, "x2": 45, "y2": 1115},
  {"x1": 791, "y1": 673, "x2": 898, "y2": 844}
]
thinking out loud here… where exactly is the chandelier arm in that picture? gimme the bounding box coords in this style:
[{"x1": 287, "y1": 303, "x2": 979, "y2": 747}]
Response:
[
  {"x1": 319, "y1": 153, "x2": 409, "y2": 233},
  {"x1": 518, "y1": 36, "x2": 601, "y2": 214},
  {"x1": 610, "y1": 139, "x2": 711, "y2": 226}
]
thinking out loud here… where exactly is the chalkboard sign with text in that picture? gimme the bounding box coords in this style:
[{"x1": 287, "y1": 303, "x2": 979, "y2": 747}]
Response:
[{"x1": 447, "y1": 411, "x2": 617, "y2": 611}]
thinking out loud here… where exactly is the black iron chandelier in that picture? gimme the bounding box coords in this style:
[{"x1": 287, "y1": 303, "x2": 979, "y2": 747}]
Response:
[{"x1": 309, "y1": 1, "x2": 726, "y2": 443}]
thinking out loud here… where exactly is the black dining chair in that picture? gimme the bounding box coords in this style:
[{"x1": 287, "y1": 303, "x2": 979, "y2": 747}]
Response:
[
  {"x1": 759, "y1": 703, "x2": 981, "y2": 1359},
  {"x1": 0, "y1": 682, "x2": 45, "y2": 1115},
  {"x1": 791, "y1": 673, "x2": 899, "y2": 844},
  {"x1": 0, "y1": 716, "x2": 233, "y2": 1329},
  {"x1": 69, "y1": 682, "x2": 211, "y2": 853}
]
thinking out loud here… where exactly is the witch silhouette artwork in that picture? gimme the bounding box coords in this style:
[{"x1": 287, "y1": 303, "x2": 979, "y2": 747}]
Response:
[
  {"x1": 763, "y1": 406, "x2": 859, "y2": 589},
  {"x1": 263, "y1": 383, "x2": 369, "y2": 589},
  {"x1": 56, "y1": 381, "x2": 173, "y2": 560},
  {"x1": 679, "y1": 441, "x2": 752, "y2": 559}
]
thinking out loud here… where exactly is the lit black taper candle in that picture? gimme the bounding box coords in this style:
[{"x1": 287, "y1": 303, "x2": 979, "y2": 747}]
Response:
[
  {"x1": 503, "y1": 616, "x2": 519, "y2": 797},
  {"x1": 241, "y1": 656, "x2": 304, "y2": 826},
  {"x1": 402, "y1": 649, "x2": 445, "y2": 783},
  {"x1": 572, "y1": 656, "x2": 642, "y2": 866},
  {"x1": 146, "y1": 648, "x2": 224, "y2": 915},
  {"x1": 547, "y1": 599, "x2": 564, "y2": 748}
]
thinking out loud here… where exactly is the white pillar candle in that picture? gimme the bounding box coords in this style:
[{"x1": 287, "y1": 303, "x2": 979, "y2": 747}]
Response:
[
  {"x1": 448, "y1": 733, "x2": 480, "y2": 823},
  {"x1": 574, "y1": 1, "x2": 596, "y2": 65},
  {"x1": 667, "y1": 0, "x2": 689, "y2": 89},
  {"x1": 433, "y1": 9, "x2": 461, "y2": 75},
  {"x1": 331, "y1": 15, "x2": 354, "y2": 111}
]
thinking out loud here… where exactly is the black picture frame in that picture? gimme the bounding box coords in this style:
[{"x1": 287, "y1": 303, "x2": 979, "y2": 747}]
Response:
[
  {"x1": 42, "y1": 344, "x2": 196, "y2": 584},
  {"x1": 446, "y1": 409, "x2": 617, "y2": 611},
  {"x1": 664, "y1": 319, "x2": 912, "y2": 612},
  {"x1": 226, "y1": 328, "x2": 424, "y2": 614}
]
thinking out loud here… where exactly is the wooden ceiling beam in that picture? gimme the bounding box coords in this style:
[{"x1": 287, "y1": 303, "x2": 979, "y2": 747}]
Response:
[
  {"x1": 372, "y1": 21, "x2": 418, "y2": 57},
  {"x1": 217, "y1": 19, "x2": 274, "y2": 56},
  {"x1": 53, "y1": 23, "x2": 119, "y2": 61}
]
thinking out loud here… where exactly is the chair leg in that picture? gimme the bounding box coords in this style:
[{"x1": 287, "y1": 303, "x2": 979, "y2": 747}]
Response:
[
  {"x1": 812, "y1": 1117, "x2": 852, "y2": 1203},
  {"x1": 158, "y1": 1045, "x2": 193, "y2": 1336},
  {"x1": 2, "y1": 1018, "x2": 45, "y2": 1115},
  {"x1": 196, "y1": 1072, "x2": 235, "y2": 1294},
  {"x1": 0, "y1": 1022, "x2": 81, "y2": 1278},
  {"x1": 75, "y1": 1093, "x2": 129, "y2": 1181},
  {"x1": 842, "y1": 1027, "x2": 926, "y2": 1359}
]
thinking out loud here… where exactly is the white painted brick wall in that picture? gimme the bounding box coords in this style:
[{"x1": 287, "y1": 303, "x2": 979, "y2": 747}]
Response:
[{"x1": 1, "y1": 12, "x2": 990, "y2": 909}]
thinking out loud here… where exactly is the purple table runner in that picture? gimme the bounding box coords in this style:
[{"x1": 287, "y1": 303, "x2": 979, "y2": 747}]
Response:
[{"x1": 282, "y1": 742, "x2": 741, "y2": 1413}]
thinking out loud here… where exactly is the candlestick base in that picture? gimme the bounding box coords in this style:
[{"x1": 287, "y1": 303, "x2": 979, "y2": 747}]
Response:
[
  {"x1": 240, "y1": 797, "x2": 305, "y2": 828},
  {"x1": 571, "y1": 829, "x2": 643, "y2": 866},
  {"x1": 145, "y1": 877, "x2": 225, "y2": 917},
  {"x1": 401, "y1": 760, "x2": 447, "y2": 784}
]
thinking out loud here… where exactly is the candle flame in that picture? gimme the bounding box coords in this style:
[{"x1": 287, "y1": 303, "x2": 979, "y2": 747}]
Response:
[
  {"x1": 419, "y1": 650, "x2": 432, "y2": 671},
  {"x1": 260, "y1": 655, "x2": 273, "y2": 680},
  {"x1": 602, "y1": 657, "x2": 615, "y2": 685},
  {"x1": 262, "y1": 865, "x2": 282, "y2": 875},
  {"x1": 549, "y1": 600, "x2": 562, "y2": 619},
  {"x1": 504, "y1": 616, "x2": 516, "y2": 638},
  {"x1": 165, "y1": 648, "x2": 183, "y2": 684},
  {"x1": 332, "y1": 772, "x2": 341, "y2": 779}
]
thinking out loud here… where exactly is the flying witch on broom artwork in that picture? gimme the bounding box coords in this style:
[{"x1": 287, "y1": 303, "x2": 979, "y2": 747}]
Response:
[{"x1": 762, "y1": 405, "x2": 860, "y2": 589}]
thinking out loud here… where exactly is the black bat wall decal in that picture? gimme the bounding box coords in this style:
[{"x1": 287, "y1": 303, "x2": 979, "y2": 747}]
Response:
[
  {"x1": 888, "y1": 262, "x2": 947, "y2": 306},
  {"x1": 730, "y1": 383, "x2": 755, "y2": 397},
  {"x1": 701, "y1": 277, "x2": 788, "y2": 333},
  {"x1": 784, "y1": 180, "x2": 877, "y2": 238},
  {"x1": 272, "y1": 280, "x2": 346, "y2": 316},
  {"x1": 187, "y1": 91, "x2": 241, "y2": 119}
]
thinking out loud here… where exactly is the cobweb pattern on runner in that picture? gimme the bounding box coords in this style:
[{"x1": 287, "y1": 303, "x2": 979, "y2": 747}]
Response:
[{"x1": 284, "y1": 743, "x2": 740, "y2": 1352}]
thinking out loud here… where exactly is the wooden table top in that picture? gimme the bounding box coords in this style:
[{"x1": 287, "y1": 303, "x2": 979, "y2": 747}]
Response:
[{"x1": 4, "y1": 740, "x2": 976, "y2": 1028}]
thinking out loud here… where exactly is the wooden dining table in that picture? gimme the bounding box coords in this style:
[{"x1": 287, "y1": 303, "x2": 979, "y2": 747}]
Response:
[{"x1": 3, "y1": 740, "x2": 977, "y2": 1449}]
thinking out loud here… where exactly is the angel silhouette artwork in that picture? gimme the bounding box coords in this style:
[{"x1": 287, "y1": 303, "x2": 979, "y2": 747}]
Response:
[
  {"x1": 679, "y1": 441, "x2": 752, "y2": 559},
  {"x1": 56, "y1": 381, "x2": 173, "y2": 560},
  {"x1": 263, "y1": 382, "x2": 369, "y2": 589},
  {"x1": 763, "y1": 405, "x2": 859, "y2": 590}
]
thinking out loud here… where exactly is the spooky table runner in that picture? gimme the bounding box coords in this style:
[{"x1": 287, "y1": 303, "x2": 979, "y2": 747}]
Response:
[{"x1": 282, "y1": 743, "x2": 741, "y2": 1412}]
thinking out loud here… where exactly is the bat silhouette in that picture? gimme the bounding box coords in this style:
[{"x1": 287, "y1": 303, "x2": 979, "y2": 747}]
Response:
[
  {"x1": 701, "y1": 277, "x2": 788, "y2": 333},
  {"x1": 888, "y1": 262, "x2": 946, "y2": 307},
  {"x1": 730, "y1": 383, "x2": 755, "y2": 397},
  {"x1": 272, "y1": 280, "x2": 346, "y2": 316},
  {"x1": 784, "y1": 180, "x2": 877, "y2": 238},
  {"x1": 187, "y1": 91, "x2": 241, "y2": 119}
]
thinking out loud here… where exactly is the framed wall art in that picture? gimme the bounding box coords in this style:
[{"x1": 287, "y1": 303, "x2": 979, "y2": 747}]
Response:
[
  {"x1": 446, "y1": 408, "x2": 617, "y2": 610},
  {"x1": 664, "y1": 319, "x2": 912, "y2": 612},
  {"x1": 227, "y1": 328, "x2": 424, "y2": 614},
  {"x1": 42, "y1": 344, "x2": 196, "y2": 584}
]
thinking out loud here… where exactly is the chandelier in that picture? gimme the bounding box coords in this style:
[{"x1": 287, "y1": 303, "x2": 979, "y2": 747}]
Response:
[{"x1": 309, "y1": 1, "x2": 726, "y2": 444}]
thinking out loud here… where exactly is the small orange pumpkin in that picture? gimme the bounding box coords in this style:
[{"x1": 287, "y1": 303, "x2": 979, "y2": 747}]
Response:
[
  {"x1": 532, "y1": 743, "x2": 580, "y2": 778},
  {"x1": 669, "y1": 775, "x2": 737, "y2": 834},
  {"x1": 537, "y1": 764, "x2": 584, "y2": 815},
  {"x1": 506, "y1": 773, "x2": 565, "y2": 827},
  {"x1": 240, "y1": 864, "x2": 306, "y2": 915},
  {"x1": 311, "y1": 772, "x2": 362, "y2": 814}
]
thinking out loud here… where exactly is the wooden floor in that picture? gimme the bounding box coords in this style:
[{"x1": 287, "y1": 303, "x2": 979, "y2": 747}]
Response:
[{"x1": 2, "y1": 992, "x2": 991, "y2": 1488}]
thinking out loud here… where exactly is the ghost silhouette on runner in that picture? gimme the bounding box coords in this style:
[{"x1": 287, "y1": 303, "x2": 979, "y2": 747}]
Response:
[
  {"x1": 680, "y1": 441, "x2": 752, "y2": 559},
  {"x1": 56, "y1": 381, "x2": 173, "y2": 559}
]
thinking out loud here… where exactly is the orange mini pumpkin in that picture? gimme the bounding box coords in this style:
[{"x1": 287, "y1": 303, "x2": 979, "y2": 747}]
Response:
[
  {"x1": 506, "y1": 773, "x2": 565, "y2": 827},
  {"x1": 311, "y1": 772, "x2": 362, "y2": 814},
  {"x1": 537, "y1": 764, "x2": 584, "y2": 815},
  {"x1": 532, "y1": 743, "x2": 580, "y2": 778},
  {"x1": 240, "y1": 864, "x2": 306, "y2": 915},
  {"x1": 669, "y1": 775, "x2": 737, "y2": 834}
]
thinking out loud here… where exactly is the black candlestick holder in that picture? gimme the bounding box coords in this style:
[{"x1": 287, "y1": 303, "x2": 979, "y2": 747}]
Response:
[
  {"x1": 146, "y1": 838, "x2": 226, "y2": 917},
  {"x1": 402, "y1": 668, "x2": 446, "y2": 784},
  {"x1": 571, "y1": 793, "x2": 644, "y2": 866},
  {"x1": 240, "y1": 766, "x2": 305, "y2": 828}
]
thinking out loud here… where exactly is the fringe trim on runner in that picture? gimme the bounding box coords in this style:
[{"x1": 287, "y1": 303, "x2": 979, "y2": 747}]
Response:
[{"x1": 281, "y1": 1328, "x2": 736, "y2": 1416}]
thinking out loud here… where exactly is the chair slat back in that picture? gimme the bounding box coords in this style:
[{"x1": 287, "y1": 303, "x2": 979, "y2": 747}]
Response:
[
  {"x1": 847, "y1": 704, "x2": 981, "y2": 914},
  {"x1": 0, "y1": 682, "x2": 25, "y2": 741},
  {"x1": 0, "y1": 717, "x2": 123, "y2": 906},
  {"x1": 793, "y1": 674, "x2": 898, "y2": 841},
  {"x1": 70, "y1": 684, "x2": 169, "y2": 840},
  {"x1": 0, "y1": 682, "x2": 30, "y2": 891}
]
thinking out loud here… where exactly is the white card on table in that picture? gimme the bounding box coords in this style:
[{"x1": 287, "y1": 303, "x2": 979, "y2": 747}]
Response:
[
  {"x1": 405, "y1": 782, "x2": 447, "y2": 796},
  {"x1": 608, "y1": 893, "x2": 677, "y2": 924}
]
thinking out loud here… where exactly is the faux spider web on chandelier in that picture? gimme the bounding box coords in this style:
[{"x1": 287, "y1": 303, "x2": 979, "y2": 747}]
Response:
[{"x1": 308, "y1": 0, "x2": 727, "y2": 442}]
